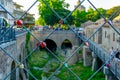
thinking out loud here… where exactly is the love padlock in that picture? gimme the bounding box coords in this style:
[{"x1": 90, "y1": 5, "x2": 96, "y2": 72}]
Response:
[
  {"x1": 40, "y1": 42, "x2": 46, "y2": 48},
  {"x1": 15, "y1": 20, "x2": 23, "y2": 27},
  {"x1": 84, "y1": 42, "x2": 89, "y2": 47}
]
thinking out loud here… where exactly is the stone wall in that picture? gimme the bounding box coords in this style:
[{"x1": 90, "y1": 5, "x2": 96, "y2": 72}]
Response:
[
  {"x1": 32, "y1": 30, "x2": 80, "y2": 49},
  {"x1": 0, "y1": 32, "x2": 27, "y2": 80},
  {"x1": 0, "y1": 41, "x2": 17, "y2": 80},
  {"x1": 0, "y1": 30, "x2": 81, "y2": 80}
]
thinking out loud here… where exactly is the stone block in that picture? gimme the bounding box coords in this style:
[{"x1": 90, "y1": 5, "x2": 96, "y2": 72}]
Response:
[
  {"x1": 103, "y1": 66, "x2": 113, "y2": 75},
  {"x1": 83, "y1": 46, "x2": 92, "y2": 67}
]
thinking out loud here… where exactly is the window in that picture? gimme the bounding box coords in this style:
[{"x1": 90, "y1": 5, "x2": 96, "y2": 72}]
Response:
[
  {"x1": 113, "y1": 33, "x2": 115, "y2": 41},
  {"x1": 98, "y1": 28, "x2": 102, "y2": 44},
  {"x1": 118, "y1": 37, "x2": 120, "y2": 45},
  {"x1": 105, "y1": 31, "x2": 107, "y2": 38},
  {"x1": 117, "y1": 37, "x2": 120, "y2": 45},
  {"x1": 1, "y1": 1, "x2": 4, "y2": 5}
]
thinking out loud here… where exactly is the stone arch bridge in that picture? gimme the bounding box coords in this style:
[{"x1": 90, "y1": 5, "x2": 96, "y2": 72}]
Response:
[{"x1": 31, "y1": 30, "x2": 81, "y2": 51}]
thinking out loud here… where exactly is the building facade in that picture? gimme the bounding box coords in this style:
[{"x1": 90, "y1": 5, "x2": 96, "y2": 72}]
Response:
[
  {"x1": 75, "y1": 0, "x2": 86, "y2": 11},
  {"x1": 0, "y1": 1, "x2": 35, "y2": 27},
  {"x1": 13, "y1": 2, "x2": 35, "y2": 28},
  {"x1": 81, "y1": 18, "x2": 120, "y2": 51},
  {"x1": 0, "y1": 0, "x2": 14, "y2": 25},
  {"x1": 13, "y1": 2, "x2": 24, "y2": 20},
  {"x1": 23, "y1": 13, "x2": 35, "y2": 28}
]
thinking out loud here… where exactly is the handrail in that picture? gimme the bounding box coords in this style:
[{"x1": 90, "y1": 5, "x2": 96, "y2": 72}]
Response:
[{"x1": 79, "y1": 34, "x2": 120, "y2": 79}]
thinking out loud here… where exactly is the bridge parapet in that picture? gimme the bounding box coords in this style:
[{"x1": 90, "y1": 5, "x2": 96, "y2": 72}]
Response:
[
  {"x1": 0, "y1": 32, "x2": 27, "y2": 80},
  {"x1": 80, "y1": 34, "x2": 120, "y2": 79},
  {"x1": 32, "y1": 30, "x2": 80, "y2": 49}
]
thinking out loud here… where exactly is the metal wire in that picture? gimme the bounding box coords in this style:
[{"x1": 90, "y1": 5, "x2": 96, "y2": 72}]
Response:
[
  {"x1": 0, "y1": 0, "x2": 120, "y2": 80},
  {"x1": 64, "y1": 0, "x2": 85, "y2": 20},
  {"x1": 19, "y1": 0, "x2": 38, "y2": 19},
  {"x1": 87, "y1": 0, "x2": 106, "y2": 20},
  {"x1": 23, "y1": 68, "x2": 38, "y2": 80},
  {"x1": 48, "y1": 43, "x2": 84, "y2": 80},
  {"x1": 41, "y1": 0, "x2": 62, "y2": 20},
  {"x1": 3, "y1": 67, "x2": 18, "y2": 80},
  {"x1": 0, "y1": 0, "x2": 38, "y2": 41},
  {"x1": 43, "y1": 26, "x2": 60, "y2": 41},
  {"x1": 0, "y1": 4, "x2": 15, "y2": 19},
  {"x1": 45, "y1": 47, "x2": 81, "y2": 80},
  {"x1": 22, "y1": 47, "x2": 39, "y2": 62},
  {"x1": 0, "y1": 47, "x2": 19, "y2": 64}
]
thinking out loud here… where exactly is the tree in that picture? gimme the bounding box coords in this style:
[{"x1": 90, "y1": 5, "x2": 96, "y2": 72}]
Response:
[
  {"x1": 38, "y1": 0, "x2": 73, "y2": 26},
  {"x1": 72, "y1": 7, "x2": 106, "y2": 27},
  {"x1": 86, "y1": 7, "x2": 106, "y2": 22},
  {"x1": 35, "y1": 17, "x2": 46, "y2": 25},
  {"x1": 106, "y1": 6, "x2": 120, "y2": 20},
  {"x1": 72, "y1": 9, "x2": 87, "y2": 27}
]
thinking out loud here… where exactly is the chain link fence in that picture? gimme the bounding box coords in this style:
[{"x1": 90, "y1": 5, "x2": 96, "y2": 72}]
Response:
[{"x1": 0, "y1": 0, "x2": 120, "y2": 80}]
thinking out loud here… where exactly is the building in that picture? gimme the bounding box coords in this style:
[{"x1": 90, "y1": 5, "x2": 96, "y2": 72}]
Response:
[
  {"x1": 75, "y1": 0, "x2": 86, "y2": 11},
  {"x1": 0, "y1": 0, "x2": 14, "y2": 25},
  {"x1": 13, "y1": 2, "x2": 35, "y2": 28},
  {"x1": 0, "y1": 1, "x2": 35, "y2": 27},
  {"x1": 13, "y1": 2, "x2": 24, "y2": 20},
  {"x1": 81, "y1": 18, "x2": 120, "y2": 51},
  {"x1": 23, "y1": 13, "x2": 35, "y2": 28}
]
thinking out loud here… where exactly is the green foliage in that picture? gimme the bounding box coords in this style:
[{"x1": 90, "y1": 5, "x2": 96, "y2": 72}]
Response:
[
  {"x1": 42, "y1": 72, "x2": 51, "y2": 78},
  {"x1": 28, "y1": 49, "x2": 105, "y2": 80},
  {"x1": 61, "y1": 24, "x2": 69, "y2": 30},
  {"x1": 72, "y1": 10, "x2": 87, "y2": 27},
  {"x1": 49, "y1": 62, "x2": 60, "y2": 72},
  {"x1": 106, "y1": 6, "x2": 120, "y2": 20},
  {"x1": 38, "y1": 0, "x2": 73, "y2": 26},
  {"x1": 25, "y1": 32, "x2": 31, "y2": 54},
  {"x1": 28, "y1": 50, "x2": 50, "y2": 79},
  {"x1": 79, "y1": 49, "x2": 83, "y2": 54},
  {"x1": 72, "y1": 7, "x2": 106, "y2": 26},
  {"x1": 57, "y1": 62, "x2": 105, "y2": 80},
  {"x1": 35, "y1": 17, "x2": 46, "y2": 25},
  {"x1": 37, "y1": 0, "x2": 120, "y2": 27}
]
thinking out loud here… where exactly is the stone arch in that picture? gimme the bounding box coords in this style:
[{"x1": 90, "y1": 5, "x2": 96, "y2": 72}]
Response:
[
  {"x1": 61, "y1": 39, "x2": 72, "y2": 49},
  {"x1": 10, "y1": 61, "x2": 16, "y2": 80},
  {"x1": 44, "y1": 39, "x2": 57, "y2": 52}
]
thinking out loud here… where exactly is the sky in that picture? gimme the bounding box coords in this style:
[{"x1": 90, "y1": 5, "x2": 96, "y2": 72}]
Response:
[{"x1": 13, "y1": 0, "x2": 120, "y2": 19}]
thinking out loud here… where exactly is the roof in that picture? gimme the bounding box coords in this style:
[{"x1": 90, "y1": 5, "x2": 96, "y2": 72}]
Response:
[{"x1": 14, "y1": 2, "x2": 23, "y2": 7}]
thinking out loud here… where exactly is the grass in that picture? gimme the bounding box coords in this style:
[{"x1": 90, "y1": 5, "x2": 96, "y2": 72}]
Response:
[
  {"x1": 57, "y1": 62, "x2": 105, "y2": 80},
  {"x1": 28, "y1": 50, "x2": 105, "y2": 80},
  {"x1": 28, "y1": 50, "x2": 50, "y2": 80}
]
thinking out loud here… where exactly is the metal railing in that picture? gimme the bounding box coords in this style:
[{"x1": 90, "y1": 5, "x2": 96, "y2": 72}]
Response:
[
  {"x1": 79, "y1": 34, "x2": 120, "y2": 79},
  {"x1": 0, "y1": 27, "x2": 15, "y2": 44}
]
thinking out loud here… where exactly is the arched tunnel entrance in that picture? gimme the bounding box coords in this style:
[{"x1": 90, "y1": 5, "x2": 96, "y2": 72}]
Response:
[
  {"x1": 44, "y1": 39, "x2": 57, "y2": 52},
  {"x1": 61, "y1": 39, "x2": 72, "y2": 49}
]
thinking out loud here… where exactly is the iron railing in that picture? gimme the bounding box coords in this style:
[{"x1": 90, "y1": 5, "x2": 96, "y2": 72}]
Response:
[{"x1": 0, "y1": 18, "x2": 15, "y2": 44}]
